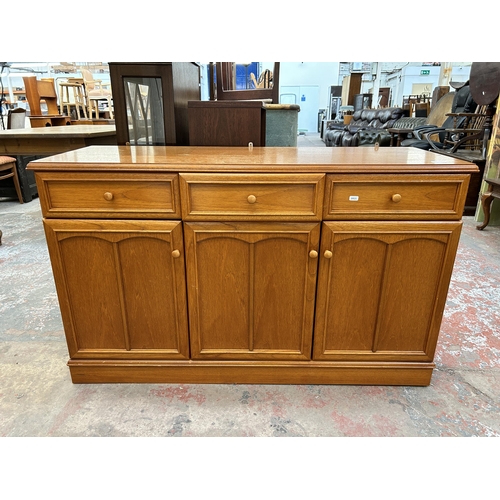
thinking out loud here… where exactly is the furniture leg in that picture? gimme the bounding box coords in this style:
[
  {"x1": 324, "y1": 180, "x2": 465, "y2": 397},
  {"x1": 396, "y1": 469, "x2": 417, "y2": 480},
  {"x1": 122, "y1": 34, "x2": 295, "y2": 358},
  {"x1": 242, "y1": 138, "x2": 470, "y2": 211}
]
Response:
[
  {"x1": 77, "y1": 86, "x2": 87, "y2": 119},
  {"x1": 107, "y1": 96, "x2": 114, "y2": 119},
  {"x1": 59, "y1": 84, "x2": 66, "y2": 115},
  {"x1": 12, "y1": 164, "x2": 24, "y2": 203},
  {"x1": 476, "y1": 192, "x2": 494, "y2": 230}
]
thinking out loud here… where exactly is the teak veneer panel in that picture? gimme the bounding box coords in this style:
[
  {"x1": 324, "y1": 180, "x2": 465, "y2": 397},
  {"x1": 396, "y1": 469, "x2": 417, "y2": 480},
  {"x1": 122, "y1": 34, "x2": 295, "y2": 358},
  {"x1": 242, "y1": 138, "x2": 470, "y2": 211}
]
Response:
[
  {"x1": 179, "y1": 173, "x2": 325, "y2": 220},
  {"x1": 28, "y1": 145, "x2": 477, "y2": 174},
  {"x1": 43, "y1": 219, "x2": 189, "y2": 360},
  {"x1": 28, "y1": 146, "x2": 478, "y2": 385},
  {"x1": 68, "y1": 360, "x2": 435, "y2": 386},
  {"x1": 184, "y1": 221, "x2": 320, "y2": 361},
  {"x1": 324, "y1": 174, "x2": 469, "y2": 220},
  {"x1": 313, "y1": 221, "x2": 462, "y2": 362},
  {"x1": 37, "y1": 172, "x2": 181, "y2": 219}
]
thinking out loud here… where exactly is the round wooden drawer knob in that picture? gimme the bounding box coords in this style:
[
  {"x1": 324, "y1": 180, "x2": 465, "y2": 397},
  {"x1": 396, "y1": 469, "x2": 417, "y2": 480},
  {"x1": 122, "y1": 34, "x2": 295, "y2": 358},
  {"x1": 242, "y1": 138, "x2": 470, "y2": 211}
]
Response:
[
  {"x1": 172, "y1": 250, "x2": 181, "y2": 258},
  {"x1": 392, "y1": 194, "x2": 402, "y2": 203},
  {"x1": 309, "y1": 250, "x2": 318, "y2": 259},
  {"x1": 324, "y1": 250, "x2": 333, "y2": 259},
  {"x1": 247, "y1": 195, "x2": 257, "y2": 204},
  {"x1": 103, "y1": 192, "x2": 114, "y2": 201}
]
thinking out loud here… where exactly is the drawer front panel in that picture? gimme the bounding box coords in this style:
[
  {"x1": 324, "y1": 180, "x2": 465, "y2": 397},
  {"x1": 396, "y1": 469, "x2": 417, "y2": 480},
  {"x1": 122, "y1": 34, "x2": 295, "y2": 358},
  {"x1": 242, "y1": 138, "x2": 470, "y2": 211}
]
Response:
[
  {"x1": 37, "y1": 172, "x2": 181, "y2": 219},
  {"x1": 180, "y1": 173, "x2": 325, "y2": 220},
  {"x1": 324, "y1": 174, "x2": 469, "y2": 220}
]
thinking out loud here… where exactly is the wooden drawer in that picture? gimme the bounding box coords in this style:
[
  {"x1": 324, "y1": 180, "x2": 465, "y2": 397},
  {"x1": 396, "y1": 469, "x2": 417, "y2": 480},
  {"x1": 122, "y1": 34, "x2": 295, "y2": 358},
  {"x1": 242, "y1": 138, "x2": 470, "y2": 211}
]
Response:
[
  {"x1": 179, "y1": 173, "x2": 325, "y2": 220},
  {"x1": 36, "y1": 172, "x2": 181, "y2": 219},
  {"x1": 324, "y1": 174, "x2": 470, "y2": 220}
]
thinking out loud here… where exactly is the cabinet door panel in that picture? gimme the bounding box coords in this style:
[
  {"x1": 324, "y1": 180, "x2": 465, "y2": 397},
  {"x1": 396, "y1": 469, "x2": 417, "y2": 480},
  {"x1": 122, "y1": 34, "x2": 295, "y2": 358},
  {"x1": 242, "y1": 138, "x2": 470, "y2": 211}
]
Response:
[
  {"x1": 313, "y1": 221, "x2": 462, "y2": 362},
  {"x1": 375, "y1": 237, "x2": 448, "y2": 352},
  {"x1": 316, "y1": 236, "x2": 387, "y2": 351},
  {"x1": 44, "y1": 219, "x2": 189, "y2": 359},
  {"x1": 184, "y1": 222, "x2": 320, "y2": 360},
  {"x1": 55, "y1": 234, "x2": 128, "y2": 350}
]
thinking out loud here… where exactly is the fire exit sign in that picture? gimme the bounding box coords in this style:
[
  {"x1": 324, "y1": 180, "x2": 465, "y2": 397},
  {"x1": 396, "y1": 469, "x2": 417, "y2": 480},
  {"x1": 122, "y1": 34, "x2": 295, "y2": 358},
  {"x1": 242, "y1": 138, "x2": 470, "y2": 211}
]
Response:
[{"x1": 421, "y1": 70, "x2": 430, "y2": 75}]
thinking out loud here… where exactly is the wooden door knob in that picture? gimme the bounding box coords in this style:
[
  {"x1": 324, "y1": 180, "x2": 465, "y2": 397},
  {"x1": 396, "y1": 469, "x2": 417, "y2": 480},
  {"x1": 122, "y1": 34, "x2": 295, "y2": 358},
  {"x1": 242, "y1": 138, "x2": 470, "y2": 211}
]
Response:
[
  {"x1": 247, "y1": 195, "x2": 257, "y2": 204},
  {"x1": 103, "y1": 192, "x2": 114, "y2": 201},
  {"x1": 324, "y1": 250, "x2": 333, "y2": 259},
  {"x1": 392, "y1": 194, "x2": 402, "y2": 203},
  {"x1": 172, "y1": 250, "x2": 181, "y2": 258},
  {"x1": 309, "y1": 250, "x2": 318, "y2": 258}
]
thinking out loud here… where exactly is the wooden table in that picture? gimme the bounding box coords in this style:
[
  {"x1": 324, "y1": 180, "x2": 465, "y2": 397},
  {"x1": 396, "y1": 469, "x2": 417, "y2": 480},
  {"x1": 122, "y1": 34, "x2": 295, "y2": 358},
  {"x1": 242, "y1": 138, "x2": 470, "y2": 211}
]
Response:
[
  {"x1": 388, "y1": 127, "x2": 413, "y2": 147},
  {"x1": 0, "y1": 125, "x2": 116, "y2": 202},
  {"x1": 477, "y1": 178, "x2": 500, "y2": 230},
  {"x1": 0, "y1": 124, "x2": 116, "y2": 156}
]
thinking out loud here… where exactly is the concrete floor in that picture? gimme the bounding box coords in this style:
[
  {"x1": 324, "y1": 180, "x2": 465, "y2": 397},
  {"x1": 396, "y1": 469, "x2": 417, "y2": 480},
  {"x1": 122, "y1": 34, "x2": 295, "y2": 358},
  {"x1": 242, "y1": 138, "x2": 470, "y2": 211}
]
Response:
[
  {"x1": 2, "y1": 196, "x2": 499, "y2": 437},
  {"x1": 1, "y1": 137, "x2": 498, "y2": 495}
]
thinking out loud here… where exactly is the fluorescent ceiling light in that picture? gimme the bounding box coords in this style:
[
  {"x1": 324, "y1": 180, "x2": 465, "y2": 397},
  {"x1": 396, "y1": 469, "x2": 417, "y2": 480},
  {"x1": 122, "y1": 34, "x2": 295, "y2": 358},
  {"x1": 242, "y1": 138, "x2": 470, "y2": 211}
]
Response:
[
  {"x1": 10, "y1": 63, "x2": 50, "y2": 68},
  {"x1": 6, "y1": 72, "x2": 36, "y2": 77}
]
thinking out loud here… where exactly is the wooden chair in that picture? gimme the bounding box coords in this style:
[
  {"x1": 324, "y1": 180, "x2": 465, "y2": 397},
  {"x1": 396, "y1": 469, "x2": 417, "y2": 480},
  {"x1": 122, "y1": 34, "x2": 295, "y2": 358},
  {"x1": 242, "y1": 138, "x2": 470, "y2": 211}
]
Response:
[
  {"x1": 7, "y1": 107, "x2": 26, "y2": 129},
  {"x1": 421, "y1": 104, "x2": 492, "y2": 161},
  {"x1": 23, "y1": 76, "x2": 71, "y2": 127},
  {"x1": 250, "y1": 68, "x2": 273, "y2": 90},
  {"x1": 81, "y1": 68, "x2": 114, "y2": 119},
  {"x1": 393, "y1": 93, "x2": 455, "y2": 147},
  {"x1": 403, "y1": 84, "x2": 477, "y2": 149},
  {"x1": 58, "y1": 78, "x2": 87, "y2": 119},
  {"x1": 0, "y1": 156, "x2": 23, "y2": 204}
]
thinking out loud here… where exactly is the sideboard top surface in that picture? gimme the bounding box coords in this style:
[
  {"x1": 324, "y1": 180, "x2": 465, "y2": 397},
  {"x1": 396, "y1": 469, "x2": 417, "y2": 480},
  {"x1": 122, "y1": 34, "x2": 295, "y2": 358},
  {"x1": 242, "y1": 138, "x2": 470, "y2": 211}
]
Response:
[{"x1": 28, "y1": 145, "x2": 478, "y2": 174}]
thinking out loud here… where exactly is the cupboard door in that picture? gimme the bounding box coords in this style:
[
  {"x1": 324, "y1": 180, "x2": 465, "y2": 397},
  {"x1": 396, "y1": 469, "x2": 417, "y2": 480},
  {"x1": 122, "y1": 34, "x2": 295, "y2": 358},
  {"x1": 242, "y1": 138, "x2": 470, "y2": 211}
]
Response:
[
  {"x1": 313, "y1": 221, "x2": 462, "y2": 362},
  {"x1": 43, "y1": 219, "x2": 189, "y2": 360},
  {"x1": 184, "y1": 222, "x2": 321, "y2": 360}
]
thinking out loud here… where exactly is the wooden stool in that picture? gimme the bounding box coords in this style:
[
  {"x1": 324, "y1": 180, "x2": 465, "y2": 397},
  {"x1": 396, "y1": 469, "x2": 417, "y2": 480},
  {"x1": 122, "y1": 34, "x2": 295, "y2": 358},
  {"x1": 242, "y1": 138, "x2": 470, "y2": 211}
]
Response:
[
  {"x1": 477, "y1": 178, "x2": 500, "y2": 230},
  {"x1": 0, "y1": 156, "x2": 24, "y2": 204},
  {"x1": 59, "y1": 80, "x2": 88, "y2": 119}
]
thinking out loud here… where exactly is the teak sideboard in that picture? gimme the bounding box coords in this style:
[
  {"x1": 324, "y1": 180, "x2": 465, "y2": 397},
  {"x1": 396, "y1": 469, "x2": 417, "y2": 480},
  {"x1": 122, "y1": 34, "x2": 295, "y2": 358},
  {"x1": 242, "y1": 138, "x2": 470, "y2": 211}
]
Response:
[{"x1": 28, "y1": 146, "x2": 478, "y2": 385}]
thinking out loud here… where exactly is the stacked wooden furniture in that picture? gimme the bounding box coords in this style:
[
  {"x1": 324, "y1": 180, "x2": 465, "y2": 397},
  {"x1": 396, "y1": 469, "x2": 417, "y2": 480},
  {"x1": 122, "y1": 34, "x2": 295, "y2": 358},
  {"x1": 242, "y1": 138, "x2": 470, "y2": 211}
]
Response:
[{"x1": 28, "y1": 145, "x2": 477, "y2": 386}]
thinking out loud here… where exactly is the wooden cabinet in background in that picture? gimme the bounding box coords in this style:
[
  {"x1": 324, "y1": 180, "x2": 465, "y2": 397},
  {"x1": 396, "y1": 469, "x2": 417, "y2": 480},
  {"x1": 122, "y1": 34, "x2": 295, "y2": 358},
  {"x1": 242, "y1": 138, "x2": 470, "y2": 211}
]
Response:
[
  {"x1": 188, "y1": 100, "x2": 266, "y2": 146},
  {"x1": 109, "y1": 62, "x2": 200, "y2": 146},
  {"x1": 341, "y1": 73, "x2": 362, "y2": 107},
  {"x1": 29, "y1": 146, "x2": 477, "y2": 386}
]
